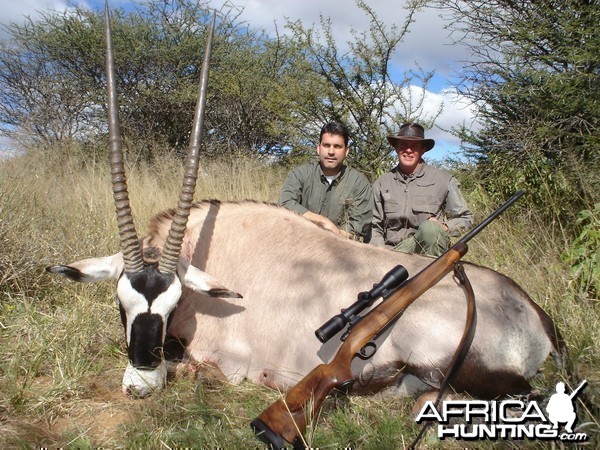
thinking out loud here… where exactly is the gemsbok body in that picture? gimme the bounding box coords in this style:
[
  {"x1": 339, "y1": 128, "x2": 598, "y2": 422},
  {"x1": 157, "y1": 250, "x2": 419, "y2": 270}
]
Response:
[{"x1": 47, "y1": 5, "x2": 562, "y2": 400}]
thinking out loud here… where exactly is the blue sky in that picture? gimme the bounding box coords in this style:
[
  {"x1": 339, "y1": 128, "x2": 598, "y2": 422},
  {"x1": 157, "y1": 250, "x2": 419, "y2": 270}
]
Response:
[{"x1": 0, "y1": 0, "x2": 480, "y2": 160}]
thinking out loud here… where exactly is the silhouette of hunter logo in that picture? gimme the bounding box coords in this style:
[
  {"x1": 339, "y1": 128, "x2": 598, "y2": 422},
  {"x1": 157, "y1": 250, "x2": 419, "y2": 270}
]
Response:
[{"x1": 546, "y1": 380, "x2": 587, "y2": 433}]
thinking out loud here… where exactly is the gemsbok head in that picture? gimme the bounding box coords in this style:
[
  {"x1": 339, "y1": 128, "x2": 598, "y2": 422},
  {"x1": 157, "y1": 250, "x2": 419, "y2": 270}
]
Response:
[{"x1": 46, "y1": 4, "x2": 240, "y2": 397}]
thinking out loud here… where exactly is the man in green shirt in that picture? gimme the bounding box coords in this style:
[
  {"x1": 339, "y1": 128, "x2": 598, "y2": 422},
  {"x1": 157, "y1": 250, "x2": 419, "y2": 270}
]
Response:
[{"x1": 279, "y1": 122, "x2": 373, "y2": 241}]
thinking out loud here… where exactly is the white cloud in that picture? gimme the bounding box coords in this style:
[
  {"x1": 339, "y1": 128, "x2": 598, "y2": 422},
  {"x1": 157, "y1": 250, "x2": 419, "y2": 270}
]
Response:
[
  {"x1": 423, "y1": 88, "x2": 481, "y2": 160},
  {"x1": 207, "y1": 0, "x2": 468, "y2": 75},
  {"x1": 0, "y1": 0, "x2": 67, "y2": 34},
  {"x1": 384, "y1": 85, "x2": 480, "y2": 160}
]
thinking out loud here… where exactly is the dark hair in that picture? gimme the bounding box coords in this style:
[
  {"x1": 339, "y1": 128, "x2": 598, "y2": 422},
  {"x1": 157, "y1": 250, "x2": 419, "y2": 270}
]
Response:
[{"x1": 319, "y1": 121, "x2": 349, "y2": 146}]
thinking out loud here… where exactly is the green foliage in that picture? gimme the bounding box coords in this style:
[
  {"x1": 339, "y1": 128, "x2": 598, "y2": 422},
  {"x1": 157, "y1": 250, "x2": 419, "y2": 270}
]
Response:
[
  {"x1": 0, "y1": 0, "x2": 437, "y2": 178},
  {"x1": 0, "y1": 8, "x2": 102, "y2": 143},
  {"x1": 563, "y1": 203, "x2": 600, "y2": 299},
  {"x1": 438, "y1": 0, "x2": 600, "y2": 230},
  {"x1": 0, "y1": 0, "x2": 320, "y2": 159}
]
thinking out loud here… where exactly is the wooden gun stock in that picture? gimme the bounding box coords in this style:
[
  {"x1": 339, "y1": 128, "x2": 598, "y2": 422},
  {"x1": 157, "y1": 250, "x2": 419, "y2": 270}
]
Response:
[
  {"x1": 252, "y1": 191, "x2": 524, "y2": 448},
  {"x1": 251, "y1": 362, "x2": 352, "y2": 448},
  {"x1": 252, "y1": 244, "x2": 468, "y2": 448}
]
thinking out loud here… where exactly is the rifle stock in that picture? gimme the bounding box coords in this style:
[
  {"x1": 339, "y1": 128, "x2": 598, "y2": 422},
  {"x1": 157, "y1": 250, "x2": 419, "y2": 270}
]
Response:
[
  {"x1": 252, "y1": 244, "x2": 468, "y2": 448},
  {"x1": 251, "y1": 362, "x2": 353, "y2": 447}
]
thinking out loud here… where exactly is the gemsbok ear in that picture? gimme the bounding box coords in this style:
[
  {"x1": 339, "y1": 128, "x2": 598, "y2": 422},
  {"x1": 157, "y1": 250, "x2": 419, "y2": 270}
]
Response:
[
  {"x1": 177, "y1": 259, "x2": 242, "y2": 299},
  {"x1": 46, "y1": 253, "x2": 124, "y2": 282}
]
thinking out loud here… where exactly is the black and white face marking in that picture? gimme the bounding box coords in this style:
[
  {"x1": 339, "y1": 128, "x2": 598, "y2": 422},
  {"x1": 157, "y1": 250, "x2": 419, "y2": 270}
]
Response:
[
  {"x1": 128, "y1": 312, "x2": 165, "y2": 368},
  {"x1": 117, "y1": 265, "x2": 182, "y2": 396}
]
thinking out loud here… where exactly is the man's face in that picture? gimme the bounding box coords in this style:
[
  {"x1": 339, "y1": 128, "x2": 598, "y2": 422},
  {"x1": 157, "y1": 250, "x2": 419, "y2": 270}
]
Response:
[
  {"x1": 396, "y1": 140, "x2": 426, "y2": 174},
  {"x1": 317, "y1": 132, "x2": 349, "y2": 176}
]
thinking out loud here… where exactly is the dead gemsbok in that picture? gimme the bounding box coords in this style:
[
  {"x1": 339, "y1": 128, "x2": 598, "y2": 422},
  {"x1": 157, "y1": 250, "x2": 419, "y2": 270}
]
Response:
[{"x1": 47, "y1": 5, "x2": 563, "y2": 401}]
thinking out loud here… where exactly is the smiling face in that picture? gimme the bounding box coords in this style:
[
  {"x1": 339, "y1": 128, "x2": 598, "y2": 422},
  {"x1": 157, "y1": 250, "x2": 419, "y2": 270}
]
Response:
[
  {"x1": 395, "y1": 140, "x2": 426, "y2": 175},
  {"x1": 317, "y1": 132, "x2": 349, "y2": 176}
]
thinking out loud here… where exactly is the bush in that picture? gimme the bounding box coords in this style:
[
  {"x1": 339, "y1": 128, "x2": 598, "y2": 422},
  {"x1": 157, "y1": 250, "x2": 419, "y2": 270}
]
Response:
[{"x1": 563, "y1": 203, "x2": 600, "y2": 300}]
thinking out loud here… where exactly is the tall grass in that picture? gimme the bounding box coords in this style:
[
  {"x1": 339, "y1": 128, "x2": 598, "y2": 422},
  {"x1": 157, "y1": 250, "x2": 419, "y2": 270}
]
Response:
[{"x1": 0, "y1": 146, "x2": 598, "y2": 448}]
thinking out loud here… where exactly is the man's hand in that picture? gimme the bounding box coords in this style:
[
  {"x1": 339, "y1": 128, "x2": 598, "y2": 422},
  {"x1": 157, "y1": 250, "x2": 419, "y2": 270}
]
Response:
[
  {"x1": 303, "y1": 211, "x2": 351, "y2": 238},
  {"x1": 427, "y1": 216, "x2": 449, "y2": 232}
]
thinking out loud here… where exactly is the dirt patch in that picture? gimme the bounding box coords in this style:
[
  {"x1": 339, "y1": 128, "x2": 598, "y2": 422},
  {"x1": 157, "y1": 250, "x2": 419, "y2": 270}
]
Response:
[
  {"x1": 1, "y1": 363, "x2": 231, "y2": 447},
  {"x1": 51, "y1": 375, "x2": 136, "y2": 445}
]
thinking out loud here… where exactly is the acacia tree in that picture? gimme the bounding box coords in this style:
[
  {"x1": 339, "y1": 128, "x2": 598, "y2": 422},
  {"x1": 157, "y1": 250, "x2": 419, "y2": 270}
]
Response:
[
  {"x1": 138, "y1": 0, "x2": 319, "y2": 158},
  {"x1": 285, "y1": 0, "x2": 437, "y2": 178},
  {"x1": 0, "y1": 3, "x2": 212, "y2": 151},
  {"x1": 433, "y1": 0, "x2": 600, "y2": 223},
  {"x1": 0, "y1": 0, "x2": 319, "y2": 159}
]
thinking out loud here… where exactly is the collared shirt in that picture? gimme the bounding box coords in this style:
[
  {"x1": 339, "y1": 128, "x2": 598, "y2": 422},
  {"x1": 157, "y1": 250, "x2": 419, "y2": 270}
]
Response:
[
  {"x1": 279, "y1": 161, "x2": 373, "y2": 241},
  {"x1": 371, "y1": 163, "x2": 473, "y2": 248}
]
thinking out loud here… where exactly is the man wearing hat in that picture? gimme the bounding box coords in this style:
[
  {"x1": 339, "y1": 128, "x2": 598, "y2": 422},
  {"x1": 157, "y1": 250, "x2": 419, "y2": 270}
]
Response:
[{"x1": 371, "y1": 122, "x2": 473, "y2": 256}]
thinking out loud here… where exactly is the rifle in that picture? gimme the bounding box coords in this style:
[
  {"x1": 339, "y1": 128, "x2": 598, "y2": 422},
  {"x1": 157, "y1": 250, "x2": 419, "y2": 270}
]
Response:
[{"x1": 251, "y1": 190, "x2": 525, "y2": 449}]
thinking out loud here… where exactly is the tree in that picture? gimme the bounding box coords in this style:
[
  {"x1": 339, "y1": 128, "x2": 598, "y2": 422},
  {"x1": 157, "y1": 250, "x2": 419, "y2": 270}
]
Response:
[
  {"x1": 284, "y1": 0, "x2": 438, "y2": 177},
  {"x1": 0, "y1": 0, "x2": 320, "y2": 159},
  {"x1": 204, "y1": 19, "x2": 321, "y2": 158},
  {"x1": 434, "y1": 0, "x2": 600, "y2": 224},
  {"x1": 0, "y1": 0, "x2": 442, "y2": 177},
  {"x1": 0, "y1": 10, "x2": 102, "y2": 146}
]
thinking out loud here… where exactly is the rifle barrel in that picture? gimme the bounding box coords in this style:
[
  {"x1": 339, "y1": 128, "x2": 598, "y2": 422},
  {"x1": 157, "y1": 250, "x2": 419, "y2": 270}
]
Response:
[
  {"x1": 569, "y1": 379, "x2": 588, "y2": 399},
  {"x1": 458, "y1": 190, "x2": 524, "y2": 245}
]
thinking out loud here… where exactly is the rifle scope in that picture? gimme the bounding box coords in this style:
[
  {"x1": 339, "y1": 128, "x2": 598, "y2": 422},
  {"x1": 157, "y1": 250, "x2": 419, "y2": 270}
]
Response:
[{"x1": 315, "y1": 264, "x2": 409, "y2": 343}]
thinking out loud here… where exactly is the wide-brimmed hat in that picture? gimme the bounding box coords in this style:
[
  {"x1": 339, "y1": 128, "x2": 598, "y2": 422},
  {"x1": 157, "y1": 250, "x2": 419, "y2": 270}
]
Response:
[{"x1": 387, "y1": 123, "x2": 435, "y2": 151}]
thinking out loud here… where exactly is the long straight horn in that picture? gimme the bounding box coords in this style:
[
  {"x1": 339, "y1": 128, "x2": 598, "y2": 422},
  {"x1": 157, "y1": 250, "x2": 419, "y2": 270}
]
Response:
[
  {"x1": 105, "y1": 2, "x2": 143, "y2": 273},
  {"x1": 159, "y1": 13, "x2": 216, "y2": 274}
]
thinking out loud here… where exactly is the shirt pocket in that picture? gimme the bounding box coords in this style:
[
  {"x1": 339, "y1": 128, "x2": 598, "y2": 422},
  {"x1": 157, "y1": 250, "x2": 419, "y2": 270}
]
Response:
[
  {"x1": 383, "y1": 198, "x2": 400, "y2": 215},
  {"x1": 412, "y1": 194, "x2": 440, "y2": 222},
  {"x1": 382, "y1": 199, "x2": 402, "y2": 230}
]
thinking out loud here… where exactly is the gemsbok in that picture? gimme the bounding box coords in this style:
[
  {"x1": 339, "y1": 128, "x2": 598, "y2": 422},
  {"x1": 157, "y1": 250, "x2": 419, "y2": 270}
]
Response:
[{"x1": 47, "y1": 5, "x2": 563, "y2": 401}]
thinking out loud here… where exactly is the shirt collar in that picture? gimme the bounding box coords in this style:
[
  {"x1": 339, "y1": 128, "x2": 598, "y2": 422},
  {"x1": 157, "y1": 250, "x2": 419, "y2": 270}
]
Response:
[
  {"x1": 393, "y1": 162, "x2": 425, "y2": 181},
  {"x1": 317, "y1": 162, "x2": 346, "y2": 183}
]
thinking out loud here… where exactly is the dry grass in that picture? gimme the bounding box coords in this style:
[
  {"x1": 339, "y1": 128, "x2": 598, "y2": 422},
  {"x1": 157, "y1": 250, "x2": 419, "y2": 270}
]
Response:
[{"x1": 0, "y1": 146, "x2": 598, "y2": 448}]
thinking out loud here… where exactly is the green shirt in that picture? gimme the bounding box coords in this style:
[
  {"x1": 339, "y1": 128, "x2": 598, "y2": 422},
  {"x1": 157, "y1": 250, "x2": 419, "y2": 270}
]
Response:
[{"x1": 279, "y1": 161, "x2": 373, "y2": 241}]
